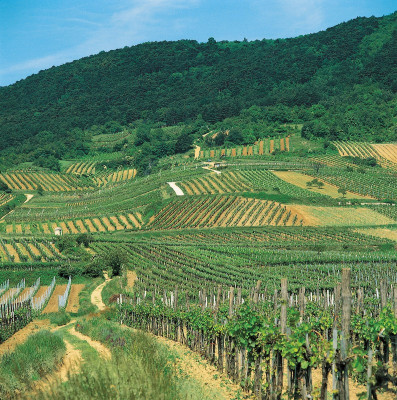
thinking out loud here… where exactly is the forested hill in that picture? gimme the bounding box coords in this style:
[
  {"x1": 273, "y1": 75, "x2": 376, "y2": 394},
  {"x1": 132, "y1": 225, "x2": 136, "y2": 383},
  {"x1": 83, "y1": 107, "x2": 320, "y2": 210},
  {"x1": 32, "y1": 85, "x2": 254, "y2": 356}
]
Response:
[{"x1": 0, "y1": 12, "x2": 396, "y2": 157}]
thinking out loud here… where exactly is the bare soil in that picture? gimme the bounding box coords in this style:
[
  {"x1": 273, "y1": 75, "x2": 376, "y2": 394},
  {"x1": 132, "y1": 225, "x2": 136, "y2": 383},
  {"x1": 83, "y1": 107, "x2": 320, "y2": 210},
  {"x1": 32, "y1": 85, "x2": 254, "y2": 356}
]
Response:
[
  {"x1": 42, "y1": 284, "x2": 67, "y2": 314},
  {"x1": 65, "y1": 284, "x2": 85, "y2": 313}
]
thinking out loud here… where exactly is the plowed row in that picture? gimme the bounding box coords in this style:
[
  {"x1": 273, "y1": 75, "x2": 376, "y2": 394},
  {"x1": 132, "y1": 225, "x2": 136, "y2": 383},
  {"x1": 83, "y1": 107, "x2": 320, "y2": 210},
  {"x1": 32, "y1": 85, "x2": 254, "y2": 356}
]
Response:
[
  {"x1": 3, "y1": 213, "x2": 142, "y2": 235},
  {"x1": 0, "y1": 172, "x2": 88, "y2": 191},
  {"x1": 148, "y1": 196, "x2": 304, "y2": 229},
  {"x1": 179, "y1": 171, "x2": 251, "y2": 195},
  {"x1": 198, "y1": 137, "x2": 290, "y2": 159},
  {"x1": 0, "y1": 239, "x2": 64, "y2": 262},
  {"x1": 333, "y1": 141, "x2": 397, "y2": 170}
]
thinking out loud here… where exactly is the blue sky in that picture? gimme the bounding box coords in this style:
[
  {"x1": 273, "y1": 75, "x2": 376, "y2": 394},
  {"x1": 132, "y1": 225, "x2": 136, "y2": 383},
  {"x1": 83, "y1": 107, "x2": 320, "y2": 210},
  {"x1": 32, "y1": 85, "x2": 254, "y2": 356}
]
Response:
[{"x1": 0, "y1": 0, "x2": 396, "y2": 86}]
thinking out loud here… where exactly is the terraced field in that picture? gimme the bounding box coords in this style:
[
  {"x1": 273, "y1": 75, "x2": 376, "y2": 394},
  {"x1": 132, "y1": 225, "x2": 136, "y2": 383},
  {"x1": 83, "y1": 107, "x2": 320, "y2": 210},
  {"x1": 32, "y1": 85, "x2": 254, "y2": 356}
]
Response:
[
  {"x1": 272, "y1": 170, "x2": 372, "y2": 199},
  {"x1": 148, "y1": 196, "x2": 304, "y2": 229},
  {"x1": 0, "y1": 171, "x2": 92, "y2": 192},
  {"x1": 333, "y1": 141, "x2": 397, "y2": 170},
  {"x1": 292, "y1": 205, "x2": 396, "y2": 226},
  {"x1": 0, "y1": 238, "x2": 64, "y2": 262},
  {"x1": 198, "y1": 137, "x2": 290, "y2": 159}
]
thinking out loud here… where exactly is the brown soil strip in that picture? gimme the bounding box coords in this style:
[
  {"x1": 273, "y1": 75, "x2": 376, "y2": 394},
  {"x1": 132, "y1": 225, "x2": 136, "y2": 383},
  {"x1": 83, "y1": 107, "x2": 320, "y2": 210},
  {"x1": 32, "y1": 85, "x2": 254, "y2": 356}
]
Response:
[
  {"x1": 65, "y1": 284, "x2": 85, "y2": 313},
  {"x1": 42, "y1": 284, "x2": 67, "y2": 314},
  {"x1": 59, "y1": 222, "x2": 70, "y2": 234},
  {"x1": 66, "y1": 221, "x2": 79, "y2": 234},
  {"x1": 0, "y1": 319, "x2": 50, "y2": 357},
  {"x1": 118, "y1": 215, "x2": 133, "y2": 229},
  {"x1": 101, "y1": 217, "x2": 115, "y2": 231},
  {"x1": 32, "y1": 285, "x2": 49, "y2": 303},
  {"x1": 128, "y1": 213, "x2": 141, "y2": 228},
  {"x1": 110, "y1": 216, "x2": 124, "y2": 230},
  {"x1": 16, "y1": 243, "x2": 33, "y2": 260},
  {"x1": 41, "y1": 223, "x2": 51, "y2": 234},
  {"x1": 126, "y1": 271, "x2": 137, "y2": 290},
  {"x1": 156, "y1": 336, "x2": 241, "y2": 400},
  {"x1": 84, "y1": 219, "x2": 98, "y2": 233},
  {"x1": 92, "y1": 218, "x2": 106, "y2": 232},
  {"x1": 75, "y1": 220, "x2": 88, "y2": 233}
]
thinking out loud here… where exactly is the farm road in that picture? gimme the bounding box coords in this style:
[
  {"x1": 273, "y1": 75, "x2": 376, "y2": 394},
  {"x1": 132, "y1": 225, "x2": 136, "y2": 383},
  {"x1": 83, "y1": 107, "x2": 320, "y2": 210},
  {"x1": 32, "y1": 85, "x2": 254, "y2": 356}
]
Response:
[{"x1": 167, "y1": 181, "x2": 184, "y2": 196}]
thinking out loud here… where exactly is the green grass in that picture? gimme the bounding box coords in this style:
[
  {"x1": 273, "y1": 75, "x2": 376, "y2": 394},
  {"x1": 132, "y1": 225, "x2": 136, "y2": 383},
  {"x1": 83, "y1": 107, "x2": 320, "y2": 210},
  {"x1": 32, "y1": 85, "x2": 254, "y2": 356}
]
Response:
[
  {"x1": 101, "y1": 276, "x2": 123, "y2": 306},
  {"x1": 74, "y1": 278, "x2": 102, "y2": 316},
  {"x1": 48, "y1": 312, "x2": 71, "y2": 326},
  {"x1": 28, "y1": 318, "x2": 225, "y2": 400},
  {"x1": 0, "y1": 330, "x2": 65, "y2": 398}
]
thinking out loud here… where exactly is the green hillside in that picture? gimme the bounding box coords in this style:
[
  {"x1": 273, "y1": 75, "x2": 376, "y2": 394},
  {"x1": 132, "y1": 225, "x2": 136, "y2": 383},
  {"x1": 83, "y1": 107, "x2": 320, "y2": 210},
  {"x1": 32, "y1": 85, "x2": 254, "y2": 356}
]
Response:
[{"x1": 0, "y1": 12, "x2": 396, "y2": 169}]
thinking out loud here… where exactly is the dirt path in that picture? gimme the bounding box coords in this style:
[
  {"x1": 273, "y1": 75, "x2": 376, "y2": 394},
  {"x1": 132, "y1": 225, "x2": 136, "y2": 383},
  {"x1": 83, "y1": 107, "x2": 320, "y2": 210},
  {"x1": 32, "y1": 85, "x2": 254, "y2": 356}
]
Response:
[
  {"x1": 167, "y1": 181, "x2": 184, "y2": 196},
  {"x1": 126, "y1": 270, "x2": 137, "y2": 290},
  {"x1": 24, "y1": 194, "x2": 34, "y2": 203},
  {"x1": 202, "y1": 166, "x2": 221, "y2": 175},
  {"x1": 69, "y1": 326, "x2": 111, "y2": 360},
  {"x1": 90, "y1": 273, "x2": 111, "y2": 311},
  {"x1": 156, "y1": 335, "x2": 241, "y2": 400},
  {"x1": 32, "y1": 339, "x2": 82, "y2": 395}
]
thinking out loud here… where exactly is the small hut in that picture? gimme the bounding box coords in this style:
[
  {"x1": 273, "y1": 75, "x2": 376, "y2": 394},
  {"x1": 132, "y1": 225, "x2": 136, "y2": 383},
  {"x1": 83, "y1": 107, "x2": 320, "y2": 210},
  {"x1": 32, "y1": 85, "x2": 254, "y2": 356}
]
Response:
[{"x1": 54, "y1": 227, "x2": 63, "y2": 236}]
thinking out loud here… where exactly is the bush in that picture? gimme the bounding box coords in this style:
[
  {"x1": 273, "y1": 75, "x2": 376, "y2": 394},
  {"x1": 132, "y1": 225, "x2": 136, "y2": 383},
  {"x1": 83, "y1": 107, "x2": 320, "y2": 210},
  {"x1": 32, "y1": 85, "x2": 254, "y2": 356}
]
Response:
[{"x1": 49, "y1": 312, "x2": 71, "y2": 326}]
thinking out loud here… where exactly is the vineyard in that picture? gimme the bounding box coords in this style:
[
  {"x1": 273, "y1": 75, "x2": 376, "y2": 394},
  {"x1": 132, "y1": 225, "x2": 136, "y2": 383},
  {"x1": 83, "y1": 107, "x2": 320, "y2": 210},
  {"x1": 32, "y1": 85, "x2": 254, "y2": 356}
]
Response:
[
  {"x1": 119, "y1": 269, "x2": 397, "y2": 399},
  {"x1": 197, "y1": 137, "x2": 290, "y2": 159},
  {"x1": 333, "y1": 141, "x2": 397, "y2": 170},
  {"x1": 0, "y1": 171, "x2": 91, "y2": 192},
  {"x1": 0, "y1": 238, "x2": 65, "y2": 262},
  {"x1": 0, "y1": 273, "x2": 76, "y2": 343},
  {"x1": 0, "y1": 137, "x2": 396, "y2": 399},
  {"x1": 147, "y1": 196, "x2": 305, "y2": 229}
]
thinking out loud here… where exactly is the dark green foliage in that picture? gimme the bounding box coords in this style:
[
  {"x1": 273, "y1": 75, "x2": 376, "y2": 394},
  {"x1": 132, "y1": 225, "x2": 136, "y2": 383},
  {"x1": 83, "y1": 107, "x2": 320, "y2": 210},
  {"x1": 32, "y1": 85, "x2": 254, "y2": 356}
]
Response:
[
  {"x1": 0, "y1": 194, "x2": 26, "y2": 218},
  {"x1": 76, "y1": 233, "x2": 94, "y2": 247},
  {"x1": 102, "y1": 249, "x2": 128, "y2": 276},
  {"x1": 0, "y1": 181, "x2": 9, "y2": 192},
  {"x1": 0, "y1": 13, "x2": 396, "y2": 164},
  {"x1": 58, "y1": 262, "x2": 103, "y2": 279},
  {"x1": 49, "y1": 312, "x2": 71, "y2": 326}
]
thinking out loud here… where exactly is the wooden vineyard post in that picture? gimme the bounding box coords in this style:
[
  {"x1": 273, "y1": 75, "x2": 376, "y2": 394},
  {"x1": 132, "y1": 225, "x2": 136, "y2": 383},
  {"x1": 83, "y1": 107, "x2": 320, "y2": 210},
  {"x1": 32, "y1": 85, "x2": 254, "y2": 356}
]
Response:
[
  {"x1": 259, "y1": 140, "x2": 264, "y2": 155},
  {"x1": 299, "y1": 287, "x2": 305, "y2": 322},
  {"x1": 253, "y1": 280, "x2": 261, "y2": 305},
  {"x1": 334, "y1": 268, "x2": 351, "y2": 400},
  {"x1": 252, "y1": 281, "x2": 262, "y2": 397},
  {"x1": 393, "y1": 287, "x2": 397, "y2": 365},
  {"x1": 274, "y1": 278, "x2": 288, "y2": 399},
  {"x1": 226, "y1": 287, "x2": 235, "y2": 379},
  {"x1": 367, "y1": 349, "x2": 374, "y2": 400}
]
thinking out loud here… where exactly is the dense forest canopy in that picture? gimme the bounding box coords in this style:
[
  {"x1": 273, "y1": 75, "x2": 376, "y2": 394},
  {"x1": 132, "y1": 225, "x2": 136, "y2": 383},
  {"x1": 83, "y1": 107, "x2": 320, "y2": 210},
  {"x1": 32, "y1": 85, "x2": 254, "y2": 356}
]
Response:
[{"x1": 0, "y1": 12, "x2": 396, "y2": 167}]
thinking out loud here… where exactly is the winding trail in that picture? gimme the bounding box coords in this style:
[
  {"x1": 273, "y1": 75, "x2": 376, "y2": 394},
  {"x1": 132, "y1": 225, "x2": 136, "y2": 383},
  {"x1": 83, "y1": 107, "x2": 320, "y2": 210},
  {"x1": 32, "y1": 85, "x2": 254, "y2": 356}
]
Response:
[
  {"x1": 69, "y1": 326, "x2": 111, "y2": 360},
  {"x1": 90, "y1": 272, "x2": 111, "y2": 311},
  {"x1": 202, "y1": 166, "x2": 222, "y2": 175}
]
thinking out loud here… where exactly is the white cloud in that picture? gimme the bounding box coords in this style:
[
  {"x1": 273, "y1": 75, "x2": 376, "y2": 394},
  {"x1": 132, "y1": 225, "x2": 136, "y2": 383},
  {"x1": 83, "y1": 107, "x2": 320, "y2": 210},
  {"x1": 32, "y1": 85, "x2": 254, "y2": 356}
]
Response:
[
  {"x1": 250, "y1": 0, "x2": 325, "y2": 37},
  {"x1": 0, "y1": 0, "x2": 200, "y2": 85}
]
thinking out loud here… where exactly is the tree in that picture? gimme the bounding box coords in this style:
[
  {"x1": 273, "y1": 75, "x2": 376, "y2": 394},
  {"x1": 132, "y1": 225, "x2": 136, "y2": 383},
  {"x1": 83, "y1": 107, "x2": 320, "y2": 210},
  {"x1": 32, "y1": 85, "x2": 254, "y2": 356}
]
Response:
[
  {"x1": 102, "y1": 249, "x2": 128, "y2": 276},
  {"x1": 76, "y1": 233, "x2": 94, "y2": 247},
  {"x1": 338, "y1": 188, "x2": 347, "y2": 198}
]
